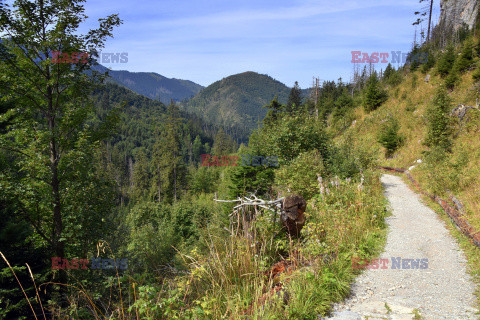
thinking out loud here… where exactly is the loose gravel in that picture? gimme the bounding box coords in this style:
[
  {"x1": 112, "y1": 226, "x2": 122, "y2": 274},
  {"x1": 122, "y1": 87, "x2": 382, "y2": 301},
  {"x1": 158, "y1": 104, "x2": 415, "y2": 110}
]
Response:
[{"x1": 324, "y1": 174, "x2": 479, "y2": 320}]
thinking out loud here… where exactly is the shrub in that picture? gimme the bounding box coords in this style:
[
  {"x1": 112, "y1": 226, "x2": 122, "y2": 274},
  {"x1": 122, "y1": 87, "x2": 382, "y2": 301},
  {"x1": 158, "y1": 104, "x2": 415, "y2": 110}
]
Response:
[
  {"x1": 190, "y1": 166, "x2": 219, "y2": 194},
  {"x1": 455, "y1": 38, "x2": 474, "y2": 72},
  {"x1": 473, "y1": 62, "x2": 480, "y2": 82},
  {"x1": 444, "y1": 72, "x2": 459, "y2": 90},
  {"x1": 377, "y1": 117, "x2": 404, "y2": 158},
  {"x1": 424, "y1": 88, "x2": 453, "y2": 152},
  {"x1": 363, "y1": 73, "x2": 388, "y2": 112},
  {"x1": 275, "y1": 149, "x2": 327, "y2": 200},
  {"x1": 420, "y1": 50, "x2": 436, "y2": 73},
  {"x1": 411, "y1": 73, "x2": 418, "y2": 89},
  {"x1": 437, "y1": 45, "x2": 456, "y2": 77},
  {"x1": 328, "y1": 137, "x2": 376, "y2": 178},
  {"x1": 228, "y1": 164, "x2": 275, "y2": 198}
]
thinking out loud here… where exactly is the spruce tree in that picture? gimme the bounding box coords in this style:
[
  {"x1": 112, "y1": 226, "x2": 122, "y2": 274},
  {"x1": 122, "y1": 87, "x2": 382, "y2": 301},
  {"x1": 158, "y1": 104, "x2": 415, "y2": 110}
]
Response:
[
  {"x1": 455, "y1": 38, "x2": 474, "y2": 72},
  {"x1": 192, "y1": 135, "x2": 203, "y2": 164},
  {"x1": 263, "y1": 97, "x2": 285, "y2": 125},
  {"x1": 437, "y1": 45, "x2": 456, "y2": 77},
  {"x1": 378, "y1": 117, "x2": 404, "y2": 157},
  {"x1": 131, "y1": 149, "x2": 150, "y2": 200},
  {"x1": 152, "y1": 102, "x2": 185, "y2": 202},
  {"x1": 425, "y1": 88, "x2": 453, "y2": 152},
  {"x1": 286, "y1": 81, "x2": 303, "y2": 113},
  {"x1": 363, "y1": 72, "x2": 387, "y2": 112},
  {"x1": 212, "y1": 128, "x2": 234, "y2": 156},
  {"x1": 383, "y1": 63, "x2": 394, "y2": 80}
]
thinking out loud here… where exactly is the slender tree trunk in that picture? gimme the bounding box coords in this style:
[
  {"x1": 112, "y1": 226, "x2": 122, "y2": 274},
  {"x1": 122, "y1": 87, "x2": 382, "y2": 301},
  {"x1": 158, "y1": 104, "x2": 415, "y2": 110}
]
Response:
[
  {"x1": 47, "y1": 86, "x2": 64, "y2": 259},
  {"x1": 48, "y1": 86, "x2": 67, "y2": 301},
  {"x1": 158, "y1": 180, "x2": 162, "y2": 202},
  {"x1": 173, "y1": 164, "x2": 177, "y2": 201},
  {"x1": 427, "y1": 0, "x2": 434, "y2": 42}
]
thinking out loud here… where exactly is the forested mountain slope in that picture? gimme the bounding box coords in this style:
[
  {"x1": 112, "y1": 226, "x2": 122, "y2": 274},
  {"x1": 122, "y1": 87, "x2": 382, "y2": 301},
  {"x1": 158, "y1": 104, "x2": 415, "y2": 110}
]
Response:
[
  {"x1": 182, "y1": 71, "x2": 290, "y2": 132},
  {"x1": 93, "y1": 64, "x2": 203, "y2": 104}
]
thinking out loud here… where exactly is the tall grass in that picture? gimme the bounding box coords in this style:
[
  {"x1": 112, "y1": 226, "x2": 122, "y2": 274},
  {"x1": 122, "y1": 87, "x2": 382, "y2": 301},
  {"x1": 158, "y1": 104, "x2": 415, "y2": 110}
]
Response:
[{"x1": 4, "y1": 170, "x2": 387, "y2": 319}]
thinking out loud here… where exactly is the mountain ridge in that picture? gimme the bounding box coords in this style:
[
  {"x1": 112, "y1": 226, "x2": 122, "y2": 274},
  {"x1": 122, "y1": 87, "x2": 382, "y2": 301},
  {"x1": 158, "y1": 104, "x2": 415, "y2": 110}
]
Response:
[
  {"x1": 181, "y1": 71, "x2": 291, "y2": 132},
  {"x1": 93, "y1": 64, "x2": 204, "y2": 104}
]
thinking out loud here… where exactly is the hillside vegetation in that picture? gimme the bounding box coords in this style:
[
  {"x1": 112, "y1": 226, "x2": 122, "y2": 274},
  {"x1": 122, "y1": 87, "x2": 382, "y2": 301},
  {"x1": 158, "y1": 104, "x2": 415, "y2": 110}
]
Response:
[
  {"x1": 1, "y1": 0, "x2": 480, "y2": 318},
  {"x1": 182, "y1": 71, "x2": 290, "y2": 133},
  {"x1": 93, "y1": 64, "x2": 204, "y2": 104},
  {"x1": 337, "y1": 33, "x2": 480, "y2": 234}
]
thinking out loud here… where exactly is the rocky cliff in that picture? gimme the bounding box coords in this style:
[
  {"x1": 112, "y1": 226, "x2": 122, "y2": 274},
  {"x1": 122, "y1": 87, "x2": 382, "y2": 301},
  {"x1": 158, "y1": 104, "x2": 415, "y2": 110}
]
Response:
[{"x1": 439, "y1": 0, "x2": 479, "y2": 30}]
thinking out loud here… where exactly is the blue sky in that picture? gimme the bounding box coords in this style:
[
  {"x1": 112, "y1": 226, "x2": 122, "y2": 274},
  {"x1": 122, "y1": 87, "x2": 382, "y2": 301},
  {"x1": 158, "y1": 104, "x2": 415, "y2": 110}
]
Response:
[{"x1": 80, "y1": 0, "x2": 440, "y2": 88}]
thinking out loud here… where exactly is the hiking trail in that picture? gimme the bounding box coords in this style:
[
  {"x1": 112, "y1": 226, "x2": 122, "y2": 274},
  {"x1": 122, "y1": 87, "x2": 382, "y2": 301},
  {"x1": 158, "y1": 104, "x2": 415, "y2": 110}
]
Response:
[{"x1": 325, "y1": 174, "x2": 479, "y2": 320}]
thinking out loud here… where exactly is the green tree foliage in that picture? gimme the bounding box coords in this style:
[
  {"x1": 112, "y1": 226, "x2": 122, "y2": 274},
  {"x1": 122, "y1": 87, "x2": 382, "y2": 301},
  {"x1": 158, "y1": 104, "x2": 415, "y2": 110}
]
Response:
[
  {"x1": 318, "y1": 80, "x2": 339, "y2": 120},
  {"x1": 332, "y1": 88, "x2": 355, "y2": 131},
  {"x1": 425, "y1": 88, "x2": 453, "y2": 152},
  {"x1": 190, "y1": 166, "x2": 219, "y2": 194},
  {"x1": 455, "y1": 38, "x2": 474, "y2": 72},
  {"x1": 275, "y1": 149, "x2": 326, "y2": 200},
  {"x1": 212, "y1": 128, "x2": 235, "y2": 156},
  {"x1": 383, "y1": 63, "x2": 394, "y2": 79},
  {"x1": 192, "y1": 135, "x2": 203, "y2": 164},
  {"x1": 229, "y1": 165, "x2": 276, "y2": 198},
  {"x1": 132, "y1": 148, "x2": 151, "y2": 200},
  {"x1": 377, "y1": 117, "x2": 404, "y2": 157},
  {"x1": 263, "y1": 97, "x2": 285, "y2": 125},
  {"x1": 286, "y1": 81, "x2": 303, "y2": 113},
  {"x1": 444, "y1": 72, "x2": 460, "y2": 90},
  {"x1": 0, "y1": 160, "x2": 49, "y2": 318},
  {"x1": 152, "y1": 102, "x2": 186, "y2": 202},
  {"x1": 437, "y1": 45, "x2": 456, "y2": 77},
  {"x1": 124, "y1": 198, "x2": 213, "y2": 274},
  {"x1": 363, "y1": 72, "x2": 388, "y2": 112},
  {"x1": 420, "y1": 49, "x2": 436, "y2": 73},
  {"x1": 0, "y1": 0, "x2": 121, "y2": 261},
  {"x1": 383, "y1": 64, "x2": 403, "y2": 86},
  {"x1": 472, "y1": 62, "x2": 480, "y2": 82},
  {"x1": 251, "y1": 113, "x2": 331, "y2": 164},
  {"x1": 408, "y1": 44, "x2": 421, "y2": 71}
]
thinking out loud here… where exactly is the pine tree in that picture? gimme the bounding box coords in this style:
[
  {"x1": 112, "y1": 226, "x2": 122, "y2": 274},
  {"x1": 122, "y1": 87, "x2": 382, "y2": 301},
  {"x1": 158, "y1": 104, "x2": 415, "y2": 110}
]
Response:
[
  {"x1": 378, "y1": 117, "x2": 404, "y2": 157},
  {"x1": 212, "y1": 128, "x2": 234, "y2": 156},
  {"x1": 455, "y1": 38, "x2": 474, "y2": 72},
  {"x1": 131, "y1": 149, "x2": 150, "y2": 199},
  {"x1": 363, "y1": 72, "x2": 388, "y2": 112},
  {"x1": 152, "y1": 102, "x2": 185, "y2": 202},
  {"x1": 263, "y1": 97, "x2": 285, "y2": 125},
  {"x1": 421, "y1": 49, "x2": 436, "y2": 73},
  {"x1": 286, "y1": 81, "x2": 303, "y2": 113},
  {"x1": 425, "y1": 88, "x2": 453, "y2": 152},
  {"x1": 413, "y1": 0, "x2": 434, "y2": 42},
  {"x1": 437, "y1": 45, "x2": 456, "y2": 77},
  {"x1": 383, "y1": 63, "x2": 394, "y2": 80},
  {"x1": 192, "y1": 135, "x2": 203, "y2": 164}
]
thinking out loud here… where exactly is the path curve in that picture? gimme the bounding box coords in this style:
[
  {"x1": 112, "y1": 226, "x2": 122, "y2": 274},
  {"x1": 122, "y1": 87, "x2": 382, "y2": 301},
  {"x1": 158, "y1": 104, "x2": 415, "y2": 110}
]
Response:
[{"x1": 326, "y1": 174, "x2": 478, "y2": 320}]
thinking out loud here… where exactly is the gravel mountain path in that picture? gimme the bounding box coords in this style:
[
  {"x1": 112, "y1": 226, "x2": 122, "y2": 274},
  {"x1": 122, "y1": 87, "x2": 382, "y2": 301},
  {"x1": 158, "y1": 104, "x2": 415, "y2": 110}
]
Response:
[{"x1": 325, "y1": 174, "x2": 479, "y2": 320}]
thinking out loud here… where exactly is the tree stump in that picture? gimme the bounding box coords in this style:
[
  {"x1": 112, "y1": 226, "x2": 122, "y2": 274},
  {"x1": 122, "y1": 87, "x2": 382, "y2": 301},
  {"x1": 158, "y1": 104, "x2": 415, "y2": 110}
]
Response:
[{"x1": 281, "y1": 194, "x2": 307, "y2": 237}]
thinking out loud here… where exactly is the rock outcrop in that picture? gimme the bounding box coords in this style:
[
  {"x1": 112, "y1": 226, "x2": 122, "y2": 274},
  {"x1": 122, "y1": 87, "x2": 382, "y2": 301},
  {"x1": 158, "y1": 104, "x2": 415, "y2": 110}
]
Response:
[{"x1": 439, "y1": 0, "x2": 478, "y2": 30}]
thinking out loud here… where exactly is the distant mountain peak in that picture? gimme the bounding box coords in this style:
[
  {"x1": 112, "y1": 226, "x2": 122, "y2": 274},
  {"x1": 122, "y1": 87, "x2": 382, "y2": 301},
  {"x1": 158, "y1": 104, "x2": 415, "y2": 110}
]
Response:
[{"x1": 183, "y1": 71, "x2": 290, "y2": 132}]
